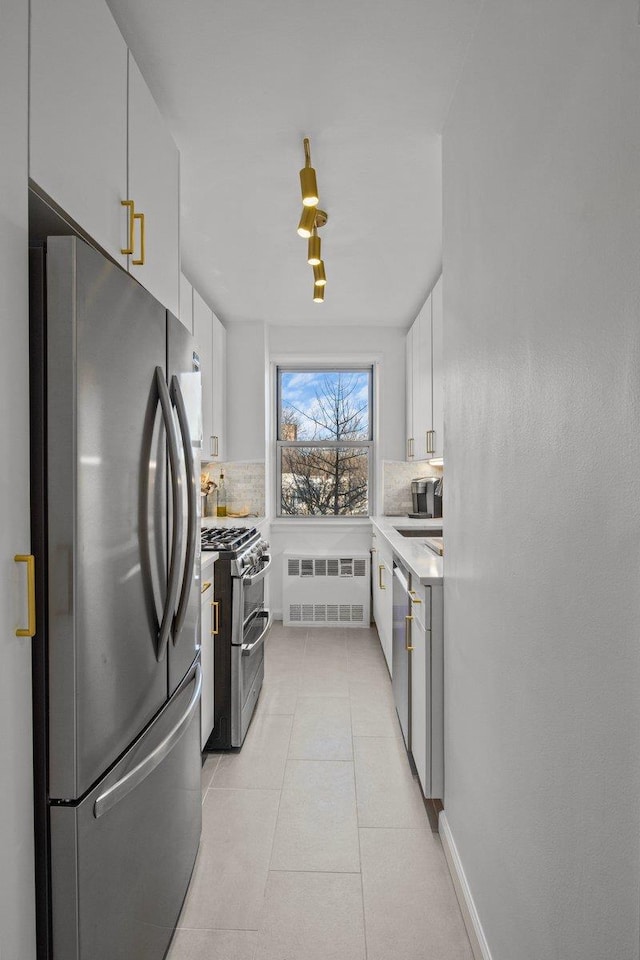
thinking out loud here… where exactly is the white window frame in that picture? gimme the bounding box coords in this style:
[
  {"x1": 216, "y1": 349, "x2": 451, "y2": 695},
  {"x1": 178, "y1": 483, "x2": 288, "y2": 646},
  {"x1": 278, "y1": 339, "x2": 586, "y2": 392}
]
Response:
[{"x1": 275, "y1": 363, "x2": 375, "y2": 519}]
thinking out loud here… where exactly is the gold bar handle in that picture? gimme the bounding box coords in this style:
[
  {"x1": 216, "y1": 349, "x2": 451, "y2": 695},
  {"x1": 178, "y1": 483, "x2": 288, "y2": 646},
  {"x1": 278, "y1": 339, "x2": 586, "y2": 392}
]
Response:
[
  {"x1": 378, "y1": 564, "x2": 386, "y2": 590},
  {"x1": 120, "y1": 200, "x2": 135, "y2": 255},
  {"x1": 201, "y1": 581, "x2": 212, "y2": 595},
  {"x1": 409, "y1": 589, "x2": 422, "y2": 605},
  {"x1": 405, "y1": 613, "x2": 414, "y2": 651},
  {"x1": 132, "y1": 211, "x2": 145, "y2": 265},
  {"x1": 211, "y1": 600, "x2": 220, "y2": 636},
  {"x1": 407, "y1": 437, "x2": 414, "y2": 459},
  {"x1": 211, "y1": 436, "x2": 219, "y2": 457},
  {"x1": 426, "y1": 430, "x2": 435, "y2": 455},
  {"x1": 14, "y1": 554, "x2": 36, "y2": 638}
]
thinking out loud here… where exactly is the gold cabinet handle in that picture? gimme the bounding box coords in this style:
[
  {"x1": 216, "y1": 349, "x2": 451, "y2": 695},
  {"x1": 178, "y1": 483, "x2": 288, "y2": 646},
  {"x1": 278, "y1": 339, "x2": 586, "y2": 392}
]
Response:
[
  {"x1": 132, "y1": 211, "x2": 145, "y2": 265},
  {"x1": 426, "y1": 429, "x2": 435, "y2": 454},
  {"x1": 210, "y1": 435, "x2": 219, "y2": 457},
  {"x1": 120, "y1": 199, "x2": 135, "y2": 255},
  {"x1": 378, "y1": 563, "x2": 386, "y2": 590},
  {"x1": 201, "y1": 581, "x2": 212, "y2": 595},
  {"x1": 407, "y1": 437, "x2": 414, "y2": 458},
  {"x1": 14, "y1": 554, "x2": 36, "y2": 638},
  {"x1": 409, "y1": 589, "x2": 422, "y2": 604},
  {"x1": 211, "y1": 600, "x2": 220, "y2": 636},
  {"x1": 405, "y1": 613, "x2": 414, "y2": 651}
]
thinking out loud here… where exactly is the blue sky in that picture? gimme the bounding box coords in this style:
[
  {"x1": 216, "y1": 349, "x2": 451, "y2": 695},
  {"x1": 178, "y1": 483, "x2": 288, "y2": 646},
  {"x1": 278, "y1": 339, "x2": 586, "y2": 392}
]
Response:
[{"x1": 280, "y1": 370, "x2": 370, "y2": 440}]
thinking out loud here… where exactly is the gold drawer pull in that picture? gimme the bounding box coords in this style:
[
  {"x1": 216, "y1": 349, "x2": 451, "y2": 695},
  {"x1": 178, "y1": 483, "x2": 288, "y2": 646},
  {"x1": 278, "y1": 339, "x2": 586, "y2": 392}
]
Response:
[
  {"x1": 132, "y1": 211, "x2": 145, "y2": 265},
  {"x1": 378, "y1": 564, "x2": 386, "y2": 590},
  {"x1": 409, "y1": 589, "x2": 422, "y2": 604},
  {"x1": 121, "y1": 199, "x2": 135, "y2": 255},
  {"x1": 211, "y1": 600, "x2": 220, "y2": 636},
  {"x1": 405, "y1": 614, "x2": 414, "y2": 651},
  {"x1": 201, "y1": 581, "x2": 212, "y2": 595},
  {"x1": 14, "y1": 554, "x2": 36, "y2": 638}
]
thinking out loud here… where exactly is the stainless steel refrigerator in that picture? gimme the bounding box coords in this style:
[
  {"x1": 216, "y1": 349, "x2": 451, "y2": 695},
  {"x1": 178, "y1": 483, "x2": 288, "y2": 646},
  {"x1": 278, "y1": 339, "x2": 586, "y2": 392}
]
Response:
[{"x1": 30, "y1": 235, "x2": 202, "y2": 960}]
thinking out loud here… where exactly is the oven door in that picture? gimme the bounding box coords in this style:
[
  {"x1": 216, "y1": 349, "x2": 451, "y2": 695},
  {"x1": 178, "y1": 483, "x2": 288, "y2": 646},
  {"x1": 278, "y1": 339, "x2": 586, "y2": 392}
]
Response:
[
  {"x1": 231, "y1": 553, "x2": 272, "y2": 641},
  {"x1": 230, "y1": 610, "x2": 271, "y2": 747}
]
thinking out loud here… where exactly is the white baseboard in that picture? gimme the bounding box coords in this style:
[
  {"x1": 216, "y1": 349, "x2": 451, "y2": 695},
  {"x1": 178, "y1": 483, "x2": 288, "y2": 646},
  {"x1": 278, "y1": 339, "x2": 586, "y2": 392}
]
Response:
[{"x1": 439, "y1": 813, "x2": 493, "y2": 960}]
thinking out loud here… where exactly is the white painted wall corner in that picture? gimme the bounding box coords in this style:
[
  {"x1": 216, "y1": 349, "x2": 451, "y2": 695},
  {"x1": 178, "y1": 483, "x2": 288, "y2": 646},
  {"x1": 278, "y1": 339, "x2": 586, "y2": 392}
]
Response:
[{"x1": 439, "y1": 813, "x2": 492, "y2": 960}]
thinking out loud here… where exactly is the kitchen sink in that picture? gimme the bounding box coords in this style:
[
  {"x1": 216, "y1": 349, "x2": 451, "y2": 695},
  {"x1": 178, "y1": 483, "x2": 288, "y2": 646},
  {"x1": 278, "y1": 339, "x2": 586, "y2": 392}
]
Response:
[{"x1": 396, "y1": 528, "x2": 443, "y2": 538}]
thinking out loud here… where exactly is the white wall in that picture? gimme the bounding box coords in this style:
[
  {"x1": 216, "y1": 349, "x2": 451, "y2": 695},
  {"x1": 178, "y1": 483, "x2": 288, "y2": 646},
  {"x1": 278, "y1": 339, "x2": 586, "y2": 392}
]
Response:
[
  {"x1": 0, "y1": 1, "x2": 36, "y2": 956},
  {"x1": 442, "y1": 3, "x2": 640, "y2": 959}
]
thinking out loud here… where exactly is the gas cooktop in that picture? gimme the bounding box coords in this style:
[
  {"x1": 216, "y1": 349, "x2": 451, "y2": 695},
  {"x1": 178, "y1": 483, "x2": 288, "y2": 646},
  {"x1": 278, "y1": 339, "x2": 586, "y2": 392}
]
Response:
[{"x1": 201, "y1": 526, "x2": 258, "y2": 553}]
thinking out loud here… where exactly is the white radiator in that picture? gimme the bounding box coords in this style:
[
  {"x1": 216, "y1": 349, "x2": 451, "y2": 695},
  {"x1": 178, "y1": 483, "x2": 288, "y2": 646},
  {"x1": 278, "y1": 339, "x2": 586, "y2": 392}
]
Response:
[{"x1": 283, "y1": 553, "x2": 371, "y2": 628}]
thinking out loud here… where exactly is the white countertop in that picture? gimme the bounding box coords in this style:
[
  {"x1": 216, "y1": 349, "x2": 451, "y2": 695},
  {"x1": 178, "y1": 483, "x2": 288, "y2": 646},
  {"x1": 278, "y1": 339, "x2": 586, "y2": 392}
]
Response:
[{"x1": 370, "y1": 516, "x2": 444, "y2": 585}]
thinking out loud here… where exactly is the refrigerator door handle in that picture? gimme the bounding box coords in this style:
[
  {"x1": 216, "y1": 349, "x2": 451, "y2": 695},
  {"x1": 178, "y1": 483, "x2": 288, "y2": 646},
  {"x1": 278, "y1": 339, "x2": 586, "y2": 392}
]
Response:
[
  {"x1": 170, "y1": 374, "x2": 197, "y2": 643},
  {"x1": 93, "y1": 663, "x2": 202, "y2": 819},
  {"x1": 156, "y1": 367, "x2": 184, "y2": 661}
]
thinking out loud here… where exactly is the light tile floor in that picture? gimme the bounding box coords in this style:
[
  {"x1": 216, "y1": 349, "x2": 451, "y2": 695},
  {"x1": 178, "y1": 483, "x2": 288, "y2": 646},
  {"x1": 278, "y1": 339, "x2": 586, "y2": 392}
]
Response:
[{"x1": 169, "y1": 623, "x2": 473, "y2": 960}]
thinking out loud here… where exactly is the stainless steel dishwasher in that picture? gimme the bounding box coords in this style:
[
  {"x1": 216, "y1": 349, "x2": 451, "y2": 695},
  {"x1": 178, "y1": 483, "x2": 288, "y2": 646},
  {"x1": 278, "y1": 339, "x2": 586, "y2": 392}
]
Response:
[{"x1": 392, "y1": 559, "x2": 412, "y2": 749}]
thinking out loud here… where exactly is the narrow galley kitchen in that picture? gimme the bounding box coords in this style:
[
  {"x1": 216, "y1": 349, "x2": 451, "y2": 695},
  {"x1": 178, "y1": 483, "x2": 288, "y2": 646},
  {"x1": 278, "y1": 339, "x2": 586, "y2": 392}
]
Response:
[{"x1": 172, "y1": 623, "x2": 472, "y2": 960}]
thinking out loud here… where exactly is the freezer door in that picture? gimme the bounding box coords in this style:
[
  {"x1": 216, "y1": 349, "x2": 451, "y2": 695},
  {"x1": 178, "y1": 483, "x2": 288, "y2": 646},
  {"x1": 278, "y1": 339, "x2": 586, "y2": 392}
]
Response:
[
  {"x1": 46, "y1": 237, "x2": 170, "y2": 799},
  {"x1": 50, "y1": 662, "x2": 202, "y2": 960},
  {"x1": 167, "y1": 312, "x2": 202, "y2": 693}
]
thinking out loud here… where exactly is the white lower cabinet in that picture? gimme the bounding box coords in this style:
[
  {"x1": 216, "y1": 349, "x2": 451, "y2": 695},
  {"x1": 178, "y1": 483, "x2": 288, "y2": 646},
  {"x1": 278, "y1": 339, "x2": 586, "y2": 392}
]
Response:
[
  {"x1": 410, "y1": 581, "x2": 444, "y2": 800},
  {"x1": 371, "y1": 533, "x2": 393, "y2": 674},
  {"x1": 200, "y1": 566, "x2": 217, "y2": 750}
]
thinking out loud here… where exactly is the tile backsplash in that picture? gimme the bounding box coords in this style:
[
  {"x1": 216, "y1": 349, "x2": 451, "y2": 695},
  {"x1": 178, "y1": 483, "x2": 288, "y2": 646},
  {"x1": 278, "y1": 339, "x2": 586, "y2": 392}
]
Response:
[
  {"x1": 202, "y1": 461, "x2": 265, "y2": 517},
  {"x1": 382, "y1": 460, "x2": 443, "y2": 516}
]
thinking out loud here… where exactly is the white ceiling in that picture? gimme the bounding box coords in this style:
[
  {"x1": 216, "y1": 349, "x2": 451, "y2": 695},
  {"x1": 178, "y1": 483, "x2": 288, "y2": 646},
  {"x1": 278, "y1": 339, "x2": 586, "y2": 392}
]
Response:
[{"x1": 106, "y1": 0, "x2": 480, "y2": 327}]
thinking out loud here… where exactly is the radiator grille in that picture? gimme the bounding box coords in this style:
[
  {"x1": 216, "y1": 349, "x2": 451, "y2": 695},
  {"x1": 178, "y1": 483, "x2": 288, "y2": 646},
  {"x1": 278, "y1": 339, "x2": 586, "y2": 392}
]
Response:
[
  {"x1": 286, "y1": 557, "x2": 367, "y2": 578},
  {"x1": 283, "y1": 554, "x2": 370, "y2": 628},
  {"x1": 288, "y1": 603, "x2": 365, "y2": 624}
]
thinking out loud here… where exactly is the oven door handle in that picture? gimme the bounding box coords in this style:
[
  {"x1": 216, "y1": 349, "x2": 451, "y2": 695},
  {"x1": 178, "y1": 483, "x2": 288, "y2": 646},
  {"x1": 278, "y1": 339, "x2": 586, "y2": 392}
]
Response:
[
  {"x1": 242, "y1": 554, "x2": 272, "y2": 586},
  {"x1": 241, "y1": 610, "x2": 271, "y2": 656}
]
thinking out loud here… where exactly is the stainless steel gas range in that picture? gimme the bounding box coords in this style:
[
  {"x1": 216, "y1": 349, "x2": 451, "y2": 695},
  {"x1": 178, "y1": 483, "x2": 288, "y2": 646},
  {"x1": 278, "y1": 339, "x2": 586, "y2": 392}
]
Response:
[{"x1": 202, "y1": 526, "x2": 271, "y2": 748}]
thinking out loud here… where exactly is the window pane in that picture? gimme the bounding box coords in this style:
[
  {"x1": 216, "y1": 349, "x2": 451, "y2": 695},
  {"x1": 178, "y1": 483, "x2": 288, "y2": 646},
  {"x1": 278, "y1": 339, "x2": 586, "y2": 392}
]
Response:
[
  {"x1": 281, "y1": 446, "x2": 369, "y2": 516},
  {"x1": 279, "y1": 370, "x2": 370, "y2": 441}
]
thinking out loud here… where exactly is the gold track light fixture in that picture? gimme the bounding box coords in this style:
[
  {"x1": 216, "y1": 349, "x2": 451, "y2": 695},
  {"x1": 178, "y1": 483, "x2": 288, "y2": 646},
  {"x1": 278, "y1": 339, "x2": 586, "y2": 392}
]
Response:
[{"x1": 296, "y1": 137, "x2": 328, "y2": 302}]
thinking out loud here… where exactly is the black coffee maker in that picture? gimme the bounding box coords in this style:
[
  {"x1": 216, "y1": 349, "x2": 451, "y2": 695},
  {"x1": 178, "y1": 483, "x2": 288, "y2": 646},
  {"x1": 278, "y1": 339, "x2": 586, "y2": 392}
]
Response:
[{"x1": 409, "y1": 477, "x2": 443, "y2": 518}]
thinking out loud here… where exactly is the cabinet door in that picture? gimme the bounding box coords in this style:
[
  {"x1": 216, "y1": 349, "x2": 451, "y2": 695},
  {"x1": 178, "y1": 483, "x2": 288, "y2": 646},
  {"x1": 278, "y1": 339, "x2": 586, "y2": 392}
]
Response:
[
  {"x1": 431, "y1": 274, "x2": 444, "y2": 460},
  {"x1": 30, "y1": 0, "x2": 128, "y2": 266},
  {"x1": 410, "y1": 615, "x2": 429, "y2": 796},
  {"x1": 371, "y1": 537, "x2": 393, "y2": 673},
  {"x1": 210, "y1": 312, "x2": 226, "y2": 461},
  {"x1": 193, "y1": 290, "x2": 213, "y2": 460},
  {"x1": 200, "y1": 580, "x2": 215, "y2": 749},
  {"x1": 1, "y1": 4, "x2": 36, "y2": 954},
  {"x1": 405, "y1": 324, "x2": 414, "y2": 461},
  {"x1": 127, "y1": 53, "x2": 180, "y2": 316},
  {"x1": 412, "y1": 297, "x2": 433, "y2": 461},
  {"x1": 179, "y1": 273, "x2": 193, "y2": 334}
]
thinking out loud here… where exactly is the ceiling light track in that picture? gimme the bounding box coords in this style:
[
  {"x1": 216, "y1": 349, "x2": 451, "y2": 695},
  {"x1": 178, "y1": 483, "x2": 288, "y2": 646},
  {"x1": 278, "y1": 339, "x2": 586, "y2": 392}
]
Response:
[{"x1": 297, "y1": 137, "x2": 328, "y2": 302}]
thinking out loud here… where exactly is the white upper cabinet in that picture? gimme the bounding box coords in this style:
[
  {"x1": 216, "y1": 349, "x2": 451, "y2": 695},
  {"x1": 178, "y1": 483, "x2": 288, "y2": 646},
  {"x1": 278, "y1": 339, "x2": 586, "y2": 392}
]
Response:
[
  {"x1": 405, "y1": 274, "x2": 443, "y2": 462},
  {"x1": 193, "y1": 290, "x2": 213, "y2": 460},
  {"x1": 29, "y1": 0, "x2": 128, "y2": 266},
  {"x1": 179, "y1": 273, "x2": 194, "y2": 334},
  {"x1": 192, "y1": 291, "x2": 226, "y2": 463},
  {"x1": 431, "y1": 274, "x2": 444, "y2": 460},
  {"x1": 29, "y1": 1, "x2": 180, "y2": 315},
  {"x1": 211, "y1": 313, "x2": 227, "y2": 462},
  {"x1": 405, "y1": 296, "x2": 433, "y2": 462},
  {"x1": 405, "y1": 324, "x2": 414, "y2": 461},
  {"x1": 127, "y1": 53, "x2": 180, "y2": 317}
]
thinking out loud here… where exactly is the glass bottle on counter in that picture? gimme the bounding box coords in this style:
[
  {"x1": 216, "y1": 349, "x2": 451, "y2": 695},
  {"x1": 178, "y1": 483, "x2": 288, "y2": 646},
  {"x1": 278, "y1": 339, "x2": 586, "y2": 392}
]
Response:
[{"x1": 217, "y1": 471, "x2": 227, "y2": 517}]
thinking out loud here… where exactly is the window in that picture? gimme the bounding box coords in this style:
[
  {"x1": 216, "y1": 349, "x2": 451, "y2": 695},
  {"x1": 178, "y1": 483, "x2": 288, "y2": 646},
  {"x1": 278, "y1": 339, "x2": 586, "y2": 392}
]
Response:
[{"x1": 276, "y1": 367, "x2": 373, "y2": 517}]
